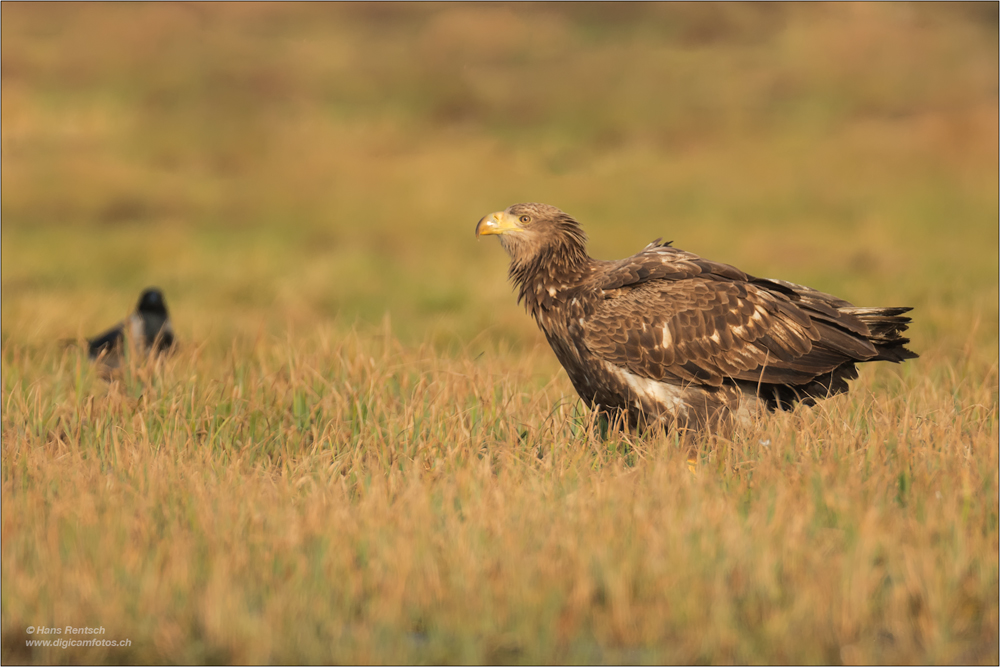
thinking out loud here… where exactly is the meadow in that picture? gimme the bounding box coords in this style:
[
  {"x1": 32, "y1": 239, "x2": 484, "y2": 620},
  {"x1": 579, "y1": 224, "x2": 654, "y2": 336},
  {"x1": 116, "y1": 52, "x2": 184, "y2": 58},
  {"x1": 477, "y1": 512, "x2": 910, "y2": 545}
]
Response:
[{"x1": 2, "y1": 3, "x2": 998, "y2": 663}]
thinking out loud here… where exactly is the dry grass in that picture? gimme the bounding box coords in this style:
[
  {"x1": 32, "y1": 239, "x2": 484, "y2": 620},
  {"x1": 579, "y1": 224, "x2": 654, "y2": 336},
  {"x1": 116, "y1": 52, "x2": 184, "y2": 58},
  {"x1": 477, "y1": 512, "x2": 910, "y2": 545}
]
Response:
[
  {"x1": 2, "y1": 329, "x2": 996, "y2": 664},
  {"x1": 2, "y1": 3, "x2": 998, "y2": 664}
]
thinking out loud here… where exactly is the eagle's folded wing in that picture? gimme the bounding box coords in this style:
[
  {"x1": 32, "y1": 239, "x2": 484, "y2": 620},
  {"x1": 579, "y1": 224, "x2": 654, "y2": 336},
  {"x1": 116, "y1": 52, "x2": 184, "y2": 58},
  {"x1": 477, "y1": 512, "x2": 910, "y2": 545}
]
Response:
[{"x1": 581, "y1": 273, "x2": 877, "y2": 388}]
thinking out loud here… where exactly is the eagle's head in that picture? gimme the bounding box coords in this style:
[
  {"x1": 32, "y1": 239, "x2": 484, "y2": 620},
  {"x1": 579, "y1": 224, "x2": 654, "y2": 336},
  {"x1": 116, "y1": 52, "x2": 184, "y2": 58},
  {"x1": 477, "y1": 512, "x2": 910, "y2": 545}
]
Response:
[{"x1": 475, "y1": 203, "x2": 588, "y2": 268}]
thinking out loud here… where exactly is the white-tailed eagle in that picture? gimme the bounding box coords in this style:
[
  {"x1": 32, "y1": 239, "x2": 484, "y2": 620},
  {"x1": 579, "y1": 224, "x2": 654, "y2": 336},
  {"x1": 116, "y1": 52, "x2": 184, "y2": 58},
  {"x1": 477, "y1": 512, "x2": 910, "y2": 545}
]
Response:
[{"x1": 476, "y1": 203, "x2": 916, "y2": 433}]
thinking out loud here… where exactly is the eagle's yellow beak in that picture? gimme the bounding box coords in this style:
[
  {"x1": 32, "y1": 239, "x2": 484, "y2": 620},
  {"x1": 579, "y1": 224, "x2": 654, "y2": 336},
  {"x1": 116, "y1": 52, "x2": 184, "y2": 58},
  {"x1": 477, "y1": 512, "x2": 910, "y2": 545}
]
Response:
[{"x1": 475, "y1": 210, "x2": 522, "y2": 238}]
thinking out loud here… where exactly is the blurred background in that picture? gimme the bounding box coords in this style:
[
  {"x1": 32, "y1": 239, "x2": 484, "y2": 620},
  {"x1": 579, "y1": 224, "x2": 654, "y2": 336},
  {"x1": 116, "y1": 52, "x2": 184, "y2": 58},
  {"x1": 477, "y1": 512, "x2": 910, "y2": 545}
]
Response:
[{"x1": 2, "y1": 3, "x2": 997, "y2": 356}]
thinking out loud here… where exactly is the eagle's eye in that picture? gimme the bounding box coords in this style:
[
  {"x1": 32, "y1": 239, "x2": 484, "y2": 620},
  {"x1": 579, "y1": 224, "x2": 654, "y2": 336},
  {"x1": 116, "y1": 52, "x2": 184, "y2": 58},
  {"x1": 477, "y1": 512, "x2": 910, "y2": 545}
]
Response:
[{"x1": 519, "y1": 215, "x2": 531, "y2": 223}]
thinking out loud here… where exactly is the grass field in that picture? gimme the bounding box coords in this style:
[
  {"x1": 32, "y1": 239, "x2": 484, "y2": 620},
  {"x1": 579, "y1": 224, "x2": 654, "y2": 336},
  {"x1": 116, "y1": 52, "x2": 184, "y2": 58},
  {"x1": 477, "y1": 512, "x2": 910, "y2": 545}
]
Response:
[{"x1": 2, "y1": 3, "x2": 998, "y2": 664}]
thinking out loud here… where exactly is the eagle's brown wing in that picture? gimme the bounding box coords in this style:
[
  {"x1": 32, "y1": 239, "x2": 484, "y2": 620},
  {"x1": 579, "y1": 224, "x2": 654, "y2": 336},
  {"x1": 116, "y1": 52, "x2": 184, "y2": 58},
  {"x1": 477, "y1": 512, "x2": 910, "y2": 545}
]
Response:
[{"x1": 581, "y1": 247, "x2": 878, "y2": 387}]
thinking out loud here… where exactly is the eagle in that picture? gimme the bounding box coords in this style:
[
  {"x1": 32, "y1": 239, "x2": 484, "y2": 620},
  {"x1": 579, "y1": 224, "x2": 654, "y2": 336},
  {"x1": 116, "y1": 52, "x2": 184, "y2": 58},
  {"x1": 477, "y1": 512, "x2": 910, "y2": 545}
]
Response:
[{"x1": 476, "y1": 203, "x2": 916, "y2": 433}]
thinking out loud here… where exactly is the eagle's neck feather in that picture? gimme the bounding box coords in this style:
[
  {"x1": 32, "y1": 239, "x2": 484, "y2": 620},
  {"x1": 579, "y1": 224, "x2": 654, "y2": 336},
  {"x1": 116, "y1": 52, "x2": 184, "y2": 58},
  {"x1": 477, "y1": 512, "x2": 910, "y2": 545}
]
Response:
[{"x1": 509, "y1": 237, "x2": 592, "y2": 321}]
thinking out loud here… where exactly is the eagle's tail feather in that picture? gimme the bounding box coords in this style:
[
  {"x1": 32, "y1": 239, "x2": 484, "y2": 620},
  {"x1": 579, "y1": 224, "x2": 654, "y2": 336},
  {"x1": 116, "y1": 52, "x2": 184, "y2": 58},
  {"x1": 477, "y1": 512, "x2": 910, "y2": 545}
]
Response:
[
  {"x1": 742, "y1": 304, "x2": 915, "y2": 412},
  {"x1": 845, "y1": 306, "x2": 918, "y2": 363}
]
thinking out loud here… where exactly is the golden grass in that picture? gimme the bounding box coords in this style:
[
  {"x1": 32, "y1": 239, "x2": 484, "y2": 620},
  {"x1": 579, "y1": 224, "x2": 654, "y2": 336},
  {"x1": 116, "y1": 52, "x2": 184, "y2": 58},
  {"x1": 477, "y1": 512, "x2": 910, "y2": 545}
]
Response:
[
  {"x1": 2, "y1": 3, "x2": 998, "y2": 664},
  {"x1": 2, "y1": 328, "x2": 997, "y2": 664}
]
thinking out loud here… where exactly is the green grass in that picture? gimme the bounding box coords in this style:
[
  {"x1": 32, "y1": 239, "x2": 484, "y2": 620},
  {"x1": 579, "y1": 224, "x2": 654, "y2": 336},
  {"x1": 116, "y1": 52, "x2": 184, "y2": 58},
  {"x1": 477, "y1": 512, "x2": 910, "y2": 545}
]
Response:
[{"x1": 2, "y1": 3, "x2": 998, "y2": 664}]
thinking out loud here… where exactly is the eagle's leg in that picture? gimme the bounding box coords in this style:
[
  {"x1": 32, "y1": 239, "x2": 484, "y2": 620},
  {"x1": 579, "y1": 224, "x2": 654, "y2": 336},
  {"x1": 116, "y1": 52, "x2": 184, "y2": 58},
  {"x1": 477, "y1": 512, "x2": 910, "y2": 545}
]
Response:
[{"x1": 591, "y1": 406, "x2": 636, "y2": 441}]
